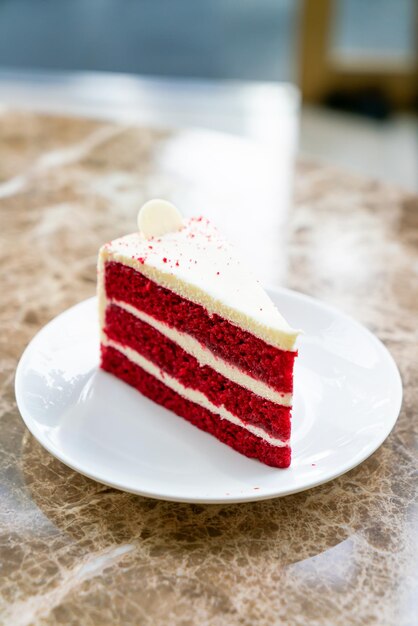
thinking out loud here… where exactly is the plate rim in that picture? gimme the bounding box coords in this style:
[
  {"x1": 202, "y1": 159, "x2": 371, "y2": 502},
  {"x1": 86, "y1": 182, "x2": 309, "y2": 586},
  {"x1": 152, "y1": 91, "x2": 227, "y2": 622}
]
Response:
[{"x1": 15, "y1": 289, "x2": 403, "y2": 504}]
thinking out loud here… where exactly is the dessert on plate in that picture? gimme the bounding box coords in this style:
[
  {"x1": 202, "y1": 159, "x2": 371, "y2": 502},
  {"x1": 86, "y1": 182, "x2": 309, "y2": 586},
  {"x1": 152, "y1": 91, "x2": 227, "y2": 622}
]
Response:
[{"x1": 98, "y1": 199, "x2": 300, "y2": 467}]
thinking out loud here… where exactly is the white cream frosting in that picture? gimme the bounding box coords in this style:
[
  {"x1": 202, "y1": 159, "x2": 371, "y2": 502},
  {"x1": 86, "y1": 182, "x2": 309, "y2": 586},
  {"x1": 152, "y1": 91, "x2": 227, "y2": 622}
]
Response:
[
  {"x1": 102, "y1": 336, "x2": 289, "y2": 448},
  {"x1": 108, "y1": 298, "x2": 292, "y2": 407},
  {"x1": 98, "y1": 211, "x2": 299, "y2": 351}
]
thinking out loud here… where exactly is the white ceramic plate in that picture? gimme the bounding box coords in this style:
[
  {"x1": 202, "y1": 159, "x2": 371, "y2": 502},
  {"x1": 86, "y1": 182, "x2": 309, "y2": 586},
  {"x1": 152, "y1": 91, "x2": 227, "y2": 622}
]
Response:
[{"x1": 15, "y1": 290, "x2": 402, "y2": 503}]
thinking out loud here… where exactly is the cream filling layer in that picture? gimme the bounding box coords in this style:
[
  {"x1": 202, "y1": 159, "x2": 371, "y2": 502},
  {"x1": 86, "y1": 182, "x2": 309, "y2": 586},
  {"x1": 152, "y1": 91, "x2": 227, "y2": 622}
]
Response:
[
  {"x1": 107, "y1": 298, "x2": 292, "y2": 407},
  {"x1": 102, "y1": 337, "x2": 289, "y2": 448}
]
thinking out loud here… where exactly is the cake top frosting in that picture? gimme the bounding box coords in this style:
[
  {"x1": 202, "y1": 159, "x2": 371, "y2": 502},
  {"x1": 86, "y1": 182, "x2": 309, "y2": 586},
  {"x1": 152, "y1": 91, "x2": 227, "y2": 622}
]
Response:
[{"x1": 100, "y1": 200, "x2": 300, "y2": 350}]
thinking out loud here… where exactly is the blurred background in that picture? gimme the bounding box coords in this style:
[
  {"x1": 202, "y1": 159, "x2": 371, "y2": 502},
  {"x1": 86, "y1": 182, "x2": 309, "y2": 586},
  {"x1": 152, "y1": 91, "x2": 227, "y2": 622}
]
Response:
[{"x1": 0, "y1": 0, "x2": 416, "y2": 189}]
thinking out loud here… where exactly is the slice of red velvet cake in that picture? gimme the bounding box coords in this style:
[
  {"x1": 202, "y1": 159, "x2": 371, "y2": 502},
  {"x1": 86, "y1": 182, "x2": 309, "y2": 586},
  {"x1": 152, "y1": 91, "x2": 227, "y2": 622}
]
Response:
[{"x1": 98, "y1": 199, "x2": 300, "y2": 468}]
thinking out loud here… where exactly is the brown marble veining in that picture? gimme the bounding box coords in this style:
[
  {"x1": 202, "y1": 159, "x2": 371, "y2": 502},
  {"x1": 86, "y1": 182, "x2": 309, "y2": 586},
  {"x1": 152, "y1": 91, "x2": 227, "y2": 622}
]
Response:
[{"x1": 1, "y1": 110, "x2": 417, "y2": 626}]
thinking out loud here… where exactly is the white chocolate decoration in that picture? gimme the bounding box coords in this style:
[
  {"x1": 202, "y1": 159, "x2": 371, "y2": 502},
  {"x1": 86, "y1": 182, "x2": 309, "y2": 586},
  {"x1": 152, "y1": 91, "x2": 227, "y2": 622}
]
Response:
[{"x1": 138, "y1": 199, "x2": 183, "y2": 239}]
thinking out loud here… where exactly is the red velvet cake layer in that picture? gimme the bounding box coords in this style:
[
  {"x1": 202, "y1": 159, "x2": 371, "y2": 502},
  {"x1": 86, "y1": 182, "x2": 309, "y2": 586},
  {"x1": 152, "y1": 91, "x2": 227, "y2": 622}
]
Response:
[
  {"x1": 101, "y1": 345, "x2": 291, "y2": 468},
  {"x1": 104, "y1": 304, "x2": 291, "y2": 441},
  {"x1": 104, "y1": 261, "x2": 296, "y2": 393}
]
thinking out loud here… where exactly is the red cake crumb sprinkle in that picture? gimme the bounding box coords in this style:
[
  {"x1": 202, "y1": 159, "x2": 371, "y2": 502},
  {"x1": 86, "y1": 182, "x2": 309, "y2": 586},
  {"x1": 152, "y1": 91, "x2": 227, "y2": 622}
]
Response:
[
  {"x1": 163, "y1": 257, "x2": 167, "y2": 263},
  {"x1": 175, "y1": 261, "x2": 179, "y2": 267},
  {"x1": 138, "y1": 257, "x2": 145, "y2": 264},
  {"x1": 216, "y1": 272, "x2": 220, "y2": 275}
]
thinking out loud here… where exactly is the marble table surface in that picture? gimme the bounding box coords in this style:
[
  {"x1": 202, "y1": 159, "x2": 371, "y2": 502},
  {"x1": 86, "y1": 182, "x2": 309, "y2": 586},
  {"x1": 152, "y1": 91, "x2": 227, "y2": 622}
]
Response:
[{"x1": 1, "y1": 110, "x2": 417, "y2": 626}]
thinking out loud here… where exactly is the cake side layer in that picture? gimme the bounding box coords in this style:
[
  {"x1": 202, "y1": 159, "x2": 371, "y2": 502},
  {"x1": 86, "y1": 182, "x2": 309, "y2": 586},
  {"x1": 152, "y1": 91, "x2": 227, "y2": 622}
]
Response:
[
  {"x1": 103, "y1": 261, "x2": 296, "y2": 393},
  {"x1": 101, "y1": 345, "x2": 291, "y2": 468},
  {"x1": 107, "y1": 299, "x2": 292, "y2": 406},
  {"x1": 101, "y1": 337, "x2": 289, "y2": 447},
  {"x1": 104, "y1": 303, "x2": 292, "y2": 441},
  {"x1": 99, "y1": 225, "x2": 299, "y2": 351}
]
